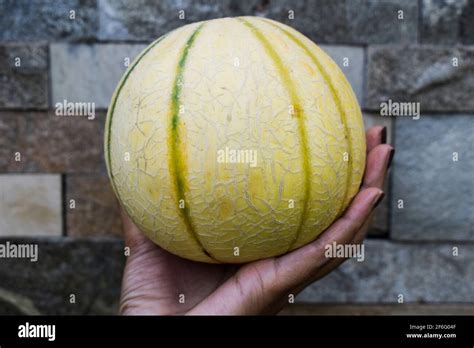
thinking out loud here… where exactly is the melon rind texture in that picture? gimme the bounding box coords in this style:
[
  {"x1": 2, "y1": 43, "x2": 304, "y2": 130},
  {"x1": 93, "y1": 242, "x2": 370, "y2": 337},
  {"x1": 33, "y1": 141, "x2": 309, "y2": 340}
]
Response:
[{"x1": 104, "y1": 17, "x2": 366, "y2": 263}]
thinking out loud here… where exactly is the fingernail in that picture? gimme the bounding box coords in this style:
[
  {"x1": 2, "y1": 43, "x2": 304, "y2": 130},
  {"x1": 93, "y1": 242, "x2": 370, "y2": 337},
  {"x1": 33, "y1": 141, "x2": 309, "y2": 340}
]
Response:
[
  {"x1": 388, "y1": 148, "x2": 395, "y2": 169},
  {"x1": 373, "y1": 191, "x2": 385, "y2": 208},
  {"x1": 381, "y1": 127, "x2": 387, "y2": 144}
]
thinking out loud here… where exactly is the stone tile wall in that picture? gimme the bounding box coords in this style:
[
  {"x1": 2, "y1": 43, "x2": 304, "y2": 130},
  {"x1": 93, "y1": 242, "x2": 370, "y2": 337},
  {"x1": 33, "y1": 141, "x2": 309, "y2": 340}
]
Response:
[{"x1": 0, "y1": 0, "x2": 472, "y2": 314}]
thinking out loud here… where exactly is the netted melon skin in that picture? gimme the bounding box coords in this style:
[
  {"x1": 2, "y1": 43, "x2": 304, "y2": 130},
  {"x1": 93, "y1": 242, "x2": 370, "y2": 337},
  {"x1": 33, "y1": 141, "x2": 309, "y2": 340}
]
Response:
[{"x1": 105, "y1": 17, "x2": 366, "y2": 264}]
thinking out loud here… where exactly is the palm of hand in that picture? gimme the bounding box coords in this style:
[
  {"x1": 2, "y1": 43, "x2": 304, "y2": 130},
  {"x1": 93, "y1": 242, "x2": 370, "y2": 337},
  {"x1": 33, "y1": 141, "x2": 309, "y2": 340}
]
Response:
[
  {"x1": 120, "y1": 127, "x2": 393, "y2": 315},
  {"x1": 120, "y1": 234, "x2": 238, "y2": 314}
]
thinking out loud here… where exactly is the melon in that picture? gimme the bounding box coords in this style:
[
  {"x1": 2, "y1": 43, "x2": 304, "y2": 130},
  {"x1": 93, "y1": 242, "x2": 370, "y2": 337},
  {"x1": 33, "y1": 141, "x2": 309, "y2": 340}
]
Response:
[{"x1": 104, "y1": 17, "x2": 366, "y2": 263}]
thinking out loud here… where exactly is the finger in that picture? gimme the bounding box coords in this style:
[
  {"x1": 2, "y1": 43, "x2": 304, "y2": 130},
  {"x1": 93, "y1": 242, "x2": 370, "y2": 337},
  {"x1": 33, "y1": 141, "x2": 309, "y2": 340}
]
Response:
[
  {"x1": 362, "y1": 144, "x2": 394, "y2": 189},
  {"x1": 366, "y1": 126, "x2": 386, "y2": 153},
  {"x1": 312, "y1": 210, "x2": 375, "y2": 281},
  {"x1": 352, "y1": 203, "x2": 380, "y2": 244},
  {"x1": 189, "y1": 188, "x2": 383, "y2": 315},
  {"x1": 271, "y1": 187, "x2": 383, "y2": 288},
  {"x1": 287, "y1": 209, "x2": 379, "y2": 298}
]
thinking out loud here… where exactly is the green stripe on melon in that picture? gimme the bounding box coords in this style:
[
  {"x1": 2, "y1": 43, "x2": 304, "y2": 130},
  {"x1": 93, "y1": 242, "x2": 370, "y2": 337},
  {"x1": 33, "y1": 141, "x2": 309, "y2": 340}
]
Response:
[
  {"x1": 167, "y1": 23, "x2": 213, "y2": 259},
  {"x1": 237, "y1": 17, "x2": 311, "y2": 253},
  {"x1": 261, "y1": 18, "x2": 354, "y2": 217},
  {"x1": 105, "y1": 17, "x2": 366, "y2": 263}
]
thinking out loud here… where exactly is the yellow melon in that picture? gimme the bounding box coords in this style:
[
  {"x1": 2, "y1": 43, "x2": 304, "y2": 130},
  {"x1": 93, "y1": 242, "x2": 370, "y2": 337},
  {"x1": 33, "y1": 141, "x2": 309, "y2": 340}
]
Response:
[{"x1": 104, "y1": 17, "x2": 366, "y2": 263}]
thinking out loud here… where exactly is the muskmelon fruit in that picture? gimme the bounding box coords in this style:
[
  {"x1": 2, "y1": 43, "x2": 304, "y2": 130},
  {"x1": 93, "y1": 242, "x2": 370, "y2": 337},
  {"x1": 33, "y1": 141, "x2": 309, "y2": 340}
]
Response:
[{"x1": 105, "y1": 17, "x2": 366, "y2": 263}]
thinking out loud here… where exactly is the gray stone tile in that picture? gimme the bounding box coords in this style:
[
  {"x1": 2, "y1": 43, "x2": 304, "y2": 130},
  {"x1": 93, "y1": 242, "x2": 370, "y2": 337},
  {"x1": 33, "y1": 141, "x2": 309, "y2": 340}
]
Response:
[
  {"x1": 98, "y1": 0, "x2": 416, "y2": 45},
  {"x1": 365, "y1": 45, "x2": 474, "y2": 112},
  {"x1": 0, "y1": 239, "x2": 124, "y2": 315},
  {"x1": 98, "y1": 0, "x2": 348, "y2": 43},
  {"x1": 263, "y1": 0, "x2": 350, "y2": 44},
  {"x1": 0, "y1": 174, "x2": 62, "y2": 237},
  {"x1": 391, "y1": 116, "x2": 474, "y2": 241},
  {"x1": 320, "y1": 45, "x2": 364, "y2": 103},
  {"x1": 421, "y1": 0, "x2": 470, "y2": 44},
  {"x1": 298, "y1": 240, "x2": 474, "y2": 303},
  {"x1": 50, "y1": 43, "x2": 146, "y2": 109},
  {"x1": 0, "y1": 111, "x2": 105, "y2": 173},
  {"x1": 98, "y1": 0, "x2": 253, "y2": 41},
  {"x1": 420, "y1": 0, "x2": 474, "y2": 45},
  {"x1": 461, "y1": 0, "x2": 474, "y2": 44},
  {"x1": 0, "y1": 44, "x2": 48, "y2": 108},
  {"x1": 0, "y1": 0, "x2": 98, "y2": 41}
]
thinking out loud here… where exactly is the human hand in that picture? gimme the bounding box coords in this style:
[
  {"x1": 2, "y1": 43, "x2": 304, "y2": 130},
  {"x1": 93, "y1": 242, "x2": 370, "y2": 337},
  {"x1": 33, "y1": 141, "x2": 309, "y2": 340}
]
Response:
[{"x1": 119, "y1": 126, "x2": 394, "y2": 315}]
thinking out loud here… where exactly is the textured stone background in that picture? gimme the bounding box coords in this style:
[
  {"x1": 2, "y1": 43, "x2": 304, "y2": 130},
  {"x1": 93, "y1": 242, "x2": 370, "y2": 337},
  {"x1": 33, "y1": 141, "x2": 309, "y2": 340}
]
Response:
[{"x1": 0, "y1": 0, "x2": 472, "y2": 315}]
